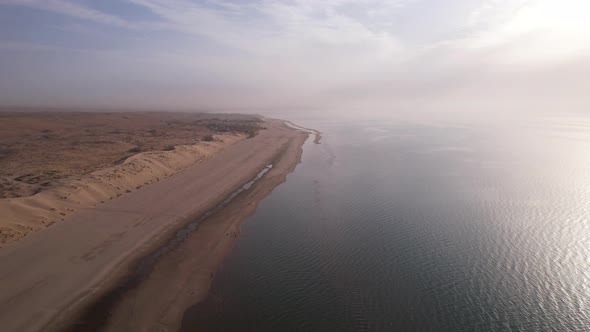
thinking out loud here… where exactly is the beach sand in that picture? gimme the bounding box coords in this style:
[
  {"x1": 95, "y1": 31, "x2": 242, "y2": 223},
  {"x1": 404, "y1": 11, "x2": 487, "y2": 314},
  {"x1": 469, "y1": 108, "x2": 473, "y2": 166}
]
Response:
[
  {"x1": 0, "y1": 117, "x2": 307, "y2": 332},
  {"x1": 85, "y1": 121, "x2": 306, "y2": 332}
]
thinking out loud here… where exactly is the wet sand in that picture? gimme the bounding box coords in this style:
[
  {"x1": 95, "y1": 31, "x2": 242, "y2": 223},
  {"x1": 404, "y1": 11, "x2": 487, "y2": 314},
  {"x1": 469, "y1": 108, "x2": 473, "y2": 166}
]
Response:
[{"x1": 0, "y1": 119, "x2": 307, "y2": 332}]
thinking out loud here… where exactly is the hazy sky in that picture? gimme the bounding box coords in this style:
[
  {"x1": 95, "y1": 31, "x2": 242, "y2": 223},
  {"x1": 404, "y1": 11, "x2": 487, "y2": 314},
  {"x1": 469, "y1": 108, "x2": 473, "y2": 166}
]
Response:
[{"x1": 0, "y1": 0, "x2": 589, "y2": 114}]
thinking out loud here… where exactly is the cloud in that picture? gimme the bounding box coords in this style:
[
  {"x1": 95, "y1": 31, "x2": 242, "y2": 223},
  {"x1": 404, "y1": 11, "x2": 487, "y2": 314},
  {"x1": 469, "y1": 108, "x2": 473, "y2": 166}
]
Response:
[
  {"x1": 0, "y1": 0, "x2": 589, "y2": 113},
  {"x1": 462, "y1": 0, "x2": 590, "y2": 64},
  {"x1": 124, "y1": 0, "x2": 407, "y2": 57},
  {"x1": 0, "y1": 0, "x2": 131, "y2": 26}
]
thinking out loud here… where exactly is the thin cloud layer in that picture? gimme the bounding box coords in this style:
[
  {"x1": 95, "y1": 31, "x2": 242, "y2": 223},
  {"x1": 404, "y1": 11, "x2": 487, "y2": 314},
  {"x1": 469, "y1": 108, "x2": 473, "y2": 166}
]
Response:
[{"x1": 0, "y1": 0, "x2": 588, "y2": 114}]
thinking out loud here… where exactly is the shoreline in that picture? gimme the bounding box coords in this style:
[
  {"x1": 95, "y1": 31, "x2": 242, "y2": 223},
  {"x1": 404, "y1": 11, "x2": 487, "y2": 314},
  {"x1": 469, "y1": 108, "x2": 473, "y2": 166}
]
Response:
[
  {"x1": 0, "y1": 119, "x2": 309, "y2": 332},
  {"x1": 83, "y1": 127, "x2": 307, "y2": 332},
  {"x1": 284, "y1": 120, "x2": 322, "y2": 144}
]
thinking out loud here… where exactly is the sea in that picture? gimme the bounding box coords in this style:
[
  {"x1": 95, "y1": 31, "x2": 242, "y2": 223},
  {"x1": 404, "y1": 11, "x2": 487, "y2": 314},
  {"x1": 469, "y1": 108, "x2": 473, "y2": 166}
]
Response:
[{"x1": 180, "y1": 113, "x2": 590, "y2": 331}]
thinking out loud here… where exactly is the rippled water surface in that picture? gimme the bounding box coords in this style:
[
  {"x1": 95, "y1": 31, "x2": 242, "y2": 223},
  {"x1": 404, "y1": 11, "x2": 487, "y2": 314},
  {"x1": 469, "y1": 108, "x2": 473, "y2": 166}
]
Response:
[{"x1": 181, "y1": 115, "x2": 590, "y2": 331}]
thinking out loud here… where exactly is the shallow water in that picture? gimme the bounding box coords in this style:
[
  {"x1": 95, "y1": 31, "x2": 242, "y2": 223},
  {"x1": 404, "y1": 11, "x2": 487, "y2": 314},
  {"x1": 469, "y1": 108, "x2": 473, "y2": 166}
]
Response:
[{"x1": 181, "y1": 114, "x2": 590, "y2": 331}]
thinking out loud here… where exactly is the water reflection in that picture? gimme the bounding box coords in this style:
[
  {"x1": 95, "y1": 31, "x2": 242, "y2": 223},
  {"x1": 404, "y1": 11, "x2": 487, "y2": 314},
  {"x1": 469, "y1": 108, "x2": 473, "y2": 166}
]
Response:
[{"x1": 181, "y1": 115, "x2": 590, "y2": 331}]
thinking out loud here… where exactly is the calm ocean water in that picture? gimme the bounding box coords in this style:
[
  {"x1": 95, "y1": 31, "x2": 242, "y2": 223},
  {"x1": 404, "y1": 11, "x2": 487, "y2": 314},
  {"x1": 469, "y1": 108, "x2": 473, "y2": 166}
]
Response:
[{"x1": 180, "y1": 114, "x2": 590, "y2": 331}]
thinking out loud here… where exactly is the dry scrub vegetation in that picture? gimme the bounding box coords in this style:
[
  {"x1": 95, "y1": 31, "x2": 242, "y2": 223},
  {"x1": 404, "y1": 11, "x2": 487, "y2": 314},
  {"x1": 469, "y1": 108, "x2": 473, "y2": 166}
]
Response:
[{"x1": 0, "y1": 110, "x2": 263, "y2": 198}]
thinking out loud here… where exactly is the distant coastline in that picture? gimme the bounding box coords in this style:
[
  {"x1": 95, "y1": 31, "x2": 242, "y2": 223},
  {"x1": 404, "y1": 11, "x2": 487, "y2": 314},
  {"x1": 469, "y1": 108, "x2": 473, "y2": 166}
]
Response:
[{"x1": 285, "y1": 120, "x2": 322, "y2": 144}]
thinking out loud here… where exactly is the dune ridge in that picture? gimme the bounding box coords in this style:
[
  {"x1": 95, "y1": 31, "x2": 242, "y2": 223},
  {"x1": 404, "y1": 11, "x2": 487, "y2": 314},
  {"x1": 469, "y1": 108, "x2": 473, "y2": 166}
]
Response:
[{"x1": 0, "y1": 133, "x2": 245, "y2": 246}]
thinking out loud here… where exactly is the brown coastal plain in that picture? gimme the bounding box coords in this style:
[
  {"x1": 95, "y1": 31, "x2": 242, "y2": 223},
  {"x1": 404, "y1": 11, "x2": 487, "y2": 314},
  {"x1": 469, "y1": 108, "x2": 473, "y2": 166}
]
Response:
[
  {"x1": 0, "y1": 111, "x2": 263, "y2": 246},
  {"x1": 0, "y1": 111, "x2": 308, "y2": 332}
]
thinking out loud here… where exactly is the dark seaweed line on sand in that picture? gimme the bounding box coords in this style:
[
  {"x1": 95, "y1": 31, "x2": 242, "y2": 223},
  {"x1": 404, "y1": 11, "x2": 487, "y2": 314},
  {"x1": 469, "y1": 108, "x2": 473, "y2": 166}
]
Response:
[{"x1": 63, "y1": 164, "x2": 274, "y2": 332}]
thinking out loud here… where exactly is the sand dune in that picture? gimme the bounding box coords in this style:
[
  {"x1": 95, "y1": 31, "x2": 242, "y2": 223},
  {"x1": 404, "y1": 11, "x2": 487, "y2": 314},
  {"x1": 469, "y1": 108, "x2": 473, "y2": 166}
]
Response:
[
  {"x1": 0, "y1": 133, "x2": 244, "y2": 245},
  {"x1": 0, "y1": 111, "x2": 263, "y2": 246}
]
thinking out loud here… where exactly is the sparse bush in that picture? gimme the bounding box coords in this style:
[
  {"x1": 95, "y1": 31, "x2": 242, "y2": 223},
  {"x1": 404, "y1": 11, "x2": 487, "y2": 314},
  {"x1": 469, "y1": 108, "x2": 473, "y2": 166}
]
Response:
[
  {"x1": 128, "y1": 147, "x2": 141, "y2": 153},
  {"x1": 162, "y1": 145, "x2": 175, "y2": 151},
  {"x1": 246, "y1": 129, "x2": 257, "y2": 139},
  {"x1": 193, "y1": 119, "x2": 263, "y2": 137},
  {"x1": 202, "y1": 135, "x2": 214, "y2": 142}
]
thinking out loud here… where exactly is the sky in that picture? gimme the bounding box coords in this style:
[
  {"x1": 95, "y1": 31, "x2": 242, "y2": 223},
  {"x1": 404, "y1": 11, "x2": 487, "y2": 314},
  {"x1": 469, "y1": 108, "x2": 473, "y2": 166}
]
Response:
[{"x1": 0, "y1": 0, "x2": 589, "y2": 115}]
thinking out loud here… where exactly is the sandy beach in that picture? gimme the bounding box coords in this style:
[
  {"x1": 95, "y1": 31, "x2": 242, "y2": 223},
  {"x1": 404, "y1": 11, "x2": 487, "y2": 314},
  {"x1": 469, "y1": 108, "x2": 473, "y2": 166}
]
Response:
[
  {"x1": 0, "y1": 116, "x2": 307, "y2": 332},
  {"x1": 82, "y1": 123, "x2": 306, "y2": 332}
]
